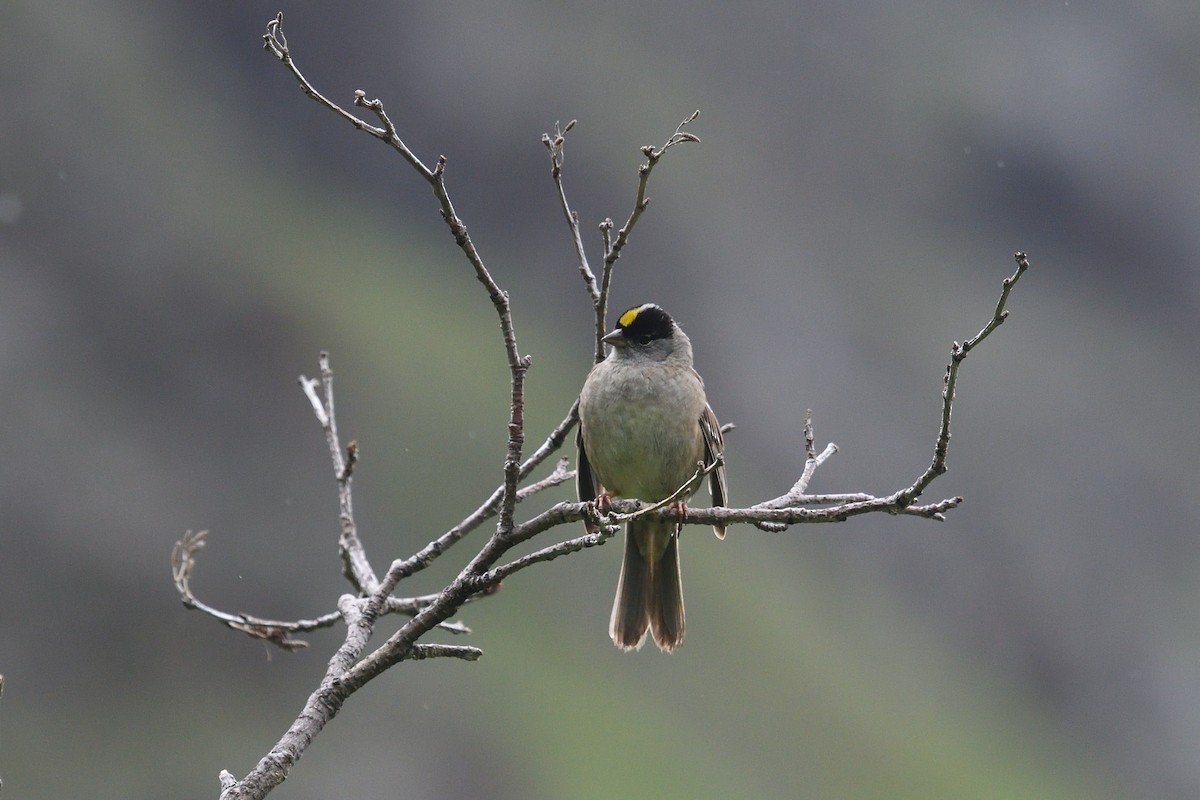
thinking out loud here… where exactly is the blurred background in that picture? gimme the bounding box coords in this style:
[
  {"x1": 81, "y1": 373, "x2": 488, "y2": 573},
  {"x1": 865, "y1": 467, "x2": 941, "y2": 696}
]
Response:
[{"x1": 2, "y1": 1, "x2": 1198, "y2": 797}]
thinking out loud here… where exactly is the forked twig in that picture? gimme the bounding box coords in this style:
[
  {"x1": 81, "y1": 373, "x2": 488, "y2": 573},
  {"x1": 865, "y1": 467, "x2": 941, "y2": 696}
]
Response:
[{"x1": 544, "y1": 113, "x2": 701, "y2": 362}]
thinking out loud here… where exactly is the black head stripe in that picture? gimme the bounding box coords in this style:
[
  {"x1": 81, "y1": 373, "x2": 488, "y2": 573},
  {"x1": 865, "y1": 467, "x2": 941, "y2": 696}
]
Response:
[{"x1": 616, "y1": 303, "x2": 675, "y2": 343}]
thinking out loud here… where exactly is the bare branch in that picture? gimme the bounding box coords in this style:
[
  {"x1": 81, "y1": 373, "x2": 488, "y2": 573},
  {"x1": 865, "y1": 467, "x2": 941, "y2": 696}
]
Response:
[
  {"x1": 803, "y1": 408, "x2": 816, "y2": 460},
  {"x1": 171, "y1": 530, "x2": 467, "y2": 651},
  {"x1": 507, "y1": 491, "x2": 963, "y2": 539},
  {"x1": 541, "y1": 120, "x2": 600, "y2": 324},
  {"x1": 298, "y1": 353, "x2": 377, "y2": 594},
  {"x1": 219, "y1": 594, "x2": 371, "y2": 800},
  {"x1": 900, "y1": 251, "x2": 1031, "y2": 503},
  {"x1": 473, "y1": 528, "x2": 616, "y2": 591},
  {"x1": 521, "y1": 399, "x2": 580, "y2": 477},
  {"x1": 543, "y1": 115, "x2": 702, "y2": 360},
  {"x1": 267, "y1": 9, "x2": 538, "y2": 563},
  {"x1": 268, "y1": 15, "x2": 528, "y2": 448},
  {"x1": 408, "y1": 643, "x2": 483, "y2": 662},
  {"x1": 377, "y1": 402, "x2": 580, "y2": 589},
  {"x1": 963, "y1": 251, "x2": 1030, "y2": 355},
  {"x1": 605, "y1": 111, "x2": 701, "y2": 271},
  {"x1": 754, "y1": 431, "x2": 839, "y2": 531},
  {"x1": 592, "y1": 112, "x2": 701, "y2": 350},
  {"x1": 172, "y1": 531, "x2": 318, "y2": 651},
  {"x1": 763, "y1": 441, "x2": 839, "y2": 510},
  {"x1": 516, "y1": 456, "x2": 573, "y2": 499}
]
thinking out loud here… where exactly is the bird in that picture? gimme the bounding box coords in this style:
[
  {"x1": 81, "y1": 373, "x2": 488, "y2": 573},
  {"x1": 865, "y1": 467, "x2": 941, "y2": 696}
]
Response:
[{"x1": 576, "y1": 303, "x2": 728, "y2": 652}]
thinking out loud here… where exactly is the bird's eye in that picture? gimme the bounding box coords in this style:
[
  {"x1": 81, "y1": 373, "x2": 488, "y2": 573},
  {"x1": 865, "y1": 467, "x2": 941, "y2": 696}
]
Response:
[{"x1": 639, "y1": 334, "x2": 653, "y2": 345}]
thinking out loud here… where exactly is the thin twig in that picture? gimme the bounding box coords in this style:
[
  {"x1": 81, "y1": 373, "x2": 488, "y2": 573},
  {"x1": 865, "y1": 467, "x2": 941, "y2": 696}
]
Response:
[
  {"x1": 611, "y1": 455, "x2": 723, "y2": 524},
  {"x1": 900, "y1": 251, "x2": 1031, "y2": 503},
  {"x1": 541, "y1": 120, "x2": 600, "y2": 322},
  {"x1": 378, "y1": 402, "x2": 580, "y2": 588},
  {"x1": 516, "y1": 456, "x2": 573, "y2": 499},
  {"x1": 171, "y1": 530, "x2": 321, "y2": 651},
  {"x1": 171, "y1": 530, "x2": 467, "y2": 650},
  {"x1": 550, "y1": 113, "x2": 701, "y2": 360},
  {"x1": 269, "y1": 12, "x2": 530, "y2": 539},
  {"x1": 473, "y1": 528, "x2": 615, "y2": 591},
  {"x1": 262, "y1": 15, "x2": 391, "y2": 143},
  {"x1": 299, "y1": 353, "x2": 378, "y2": 595},
  {"x1": 602, "y1": 112, "x2": 700, "y2": 271}
]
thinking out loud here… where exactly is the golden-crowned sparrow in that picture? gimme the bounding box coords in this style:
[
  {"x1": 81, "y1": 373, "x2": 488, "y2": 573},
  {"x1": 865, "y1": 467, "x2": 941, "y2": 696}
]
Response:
[{"x1": 577, "y1": 303, "x2": 727, "y2": 652}]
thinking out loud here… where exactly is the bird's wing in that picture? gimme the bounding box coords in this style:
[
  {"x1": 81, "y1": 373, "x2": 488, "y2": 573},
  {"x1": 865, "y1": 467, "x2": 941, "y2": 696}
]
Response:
[
  {"x1": 576, "y1": 426, "x2": 601, "y2": 532},
  {"x1": 700, "y1": 404, "x2": 728, "y2": 539}
]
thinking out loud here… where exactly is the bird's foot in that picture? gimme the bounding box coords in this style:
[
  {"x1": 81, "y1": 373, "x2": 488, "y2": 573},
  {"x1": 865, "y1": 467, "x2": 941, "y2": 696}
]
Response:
[{"x1": 671, "y1": 500, "x2": 689, "y2": 529}]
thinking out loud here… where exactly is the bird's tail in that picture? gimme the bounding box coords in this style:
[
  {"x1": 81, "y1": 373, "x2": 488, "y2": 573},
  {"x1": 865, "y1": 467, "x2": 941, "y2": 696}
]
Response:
[{"x1": 609, "y1": 518, "x2": 684, "y2": 652}]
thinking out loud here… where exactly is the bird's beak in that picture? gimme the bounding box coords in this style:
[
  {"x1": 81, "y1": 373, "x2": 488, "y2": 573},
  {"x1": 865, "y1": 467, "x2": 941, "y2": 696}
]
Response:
[{"x1": 601, "y1": 329, "x2": 626, "y2": 347}]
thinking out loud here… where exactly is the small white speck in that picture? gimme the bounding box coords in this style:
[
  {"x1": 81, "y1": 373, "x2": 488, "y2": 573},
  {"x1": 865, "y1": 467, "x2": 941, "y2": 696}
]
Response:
[
  {"x1": 962, "y1": 145, "x2": 972, "y2": 155},
  {"x1": 996, "y1": 160, "x2": 1006, "y2": 169}
]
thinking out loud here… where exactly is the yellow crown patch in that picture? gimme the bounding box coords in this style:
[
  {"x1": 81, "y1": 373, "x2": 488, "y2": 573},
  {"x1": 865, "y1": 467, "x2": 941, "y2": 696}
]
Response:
[{"x1": 618, "y1": 304, "x2": 655, "y2": 328}]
